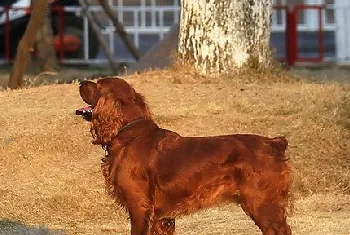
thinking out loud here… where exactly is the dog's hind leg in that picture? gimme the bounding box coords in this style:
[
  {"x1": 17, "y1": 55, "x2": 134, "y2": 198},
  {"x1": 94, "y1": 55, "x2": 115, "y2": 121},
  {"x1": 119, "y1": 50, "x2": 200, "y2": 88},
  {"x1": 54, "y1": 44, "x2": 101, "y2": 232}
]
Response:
[
  {"x1": 239, "y1": 194, "x2": 291, "y2": 235},
  {"x1": 238, "y1": 173, "x2": 292, "y2": 235}
]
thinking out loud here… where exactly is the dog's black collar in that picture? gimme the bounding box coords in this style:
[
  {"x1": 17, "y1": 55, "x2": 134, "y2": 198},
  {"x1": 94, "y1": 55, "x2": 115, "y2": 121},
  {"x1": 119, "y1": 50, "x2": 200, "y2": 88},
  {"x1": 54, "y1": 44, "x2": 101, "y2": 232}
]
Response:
[
  {"x1": 102, "y1": 118, "x2": 145, "y2": 156},
  {"x1": 118, "y1": 118, "x2": 145, "y2": 134}
]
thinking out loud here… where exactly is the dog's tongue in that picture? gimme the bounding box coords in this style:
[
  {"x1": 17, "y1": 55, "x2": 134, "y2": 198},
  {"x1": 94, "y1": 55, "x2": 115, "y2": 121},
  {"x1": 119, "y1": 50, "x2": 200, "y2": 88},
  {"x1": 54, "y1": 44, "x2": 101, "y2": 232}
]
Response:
[{"x1": 76, "y1": 105, "x2": 93, "y2": 121}]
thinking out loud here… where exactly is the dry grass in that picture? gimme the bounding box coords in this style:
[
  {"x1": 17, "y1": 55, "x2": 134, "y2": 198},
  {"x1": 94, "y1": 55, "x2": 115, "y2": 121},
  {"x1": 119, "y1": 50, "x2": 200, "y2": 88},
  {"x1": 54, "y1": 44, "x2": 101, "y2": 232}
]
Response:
[{"x1": 0, "y1": 68, "x2": 349, "y2": 234}]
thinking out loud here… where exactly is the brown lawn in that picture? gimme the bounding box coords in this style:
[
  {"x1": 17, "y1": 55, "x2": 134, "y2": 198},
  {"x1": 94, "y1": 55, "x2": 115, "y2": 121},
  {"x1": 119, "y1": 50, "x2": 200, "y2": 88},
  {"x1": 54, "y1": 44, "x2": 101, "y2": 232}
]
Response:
[{"x1": 0, "y1": 68, "x2": 349, "y2": 234}]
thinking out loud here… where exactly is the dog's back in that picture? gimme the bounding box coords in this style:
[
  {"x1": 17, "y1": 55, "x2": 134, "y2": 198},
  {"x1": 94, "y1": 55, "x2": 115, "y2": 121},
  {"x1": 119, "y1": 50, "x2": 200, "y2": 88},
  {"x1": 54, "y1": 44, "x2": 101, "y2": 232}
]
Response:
[{"x1": 141, "y1": 132, "x2": 293, "y2": 223}]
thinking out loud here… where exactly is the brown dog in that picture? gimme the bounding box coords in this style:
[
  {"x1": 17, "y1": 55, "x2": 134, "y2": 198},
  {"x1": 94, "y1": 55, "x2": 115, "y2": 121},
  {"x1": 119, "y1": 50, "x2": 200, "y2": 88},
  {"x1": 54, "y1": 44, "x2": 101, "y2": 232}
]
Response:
[{"x1": 78, "y1": 77, "x2": 293, "y2": 235}]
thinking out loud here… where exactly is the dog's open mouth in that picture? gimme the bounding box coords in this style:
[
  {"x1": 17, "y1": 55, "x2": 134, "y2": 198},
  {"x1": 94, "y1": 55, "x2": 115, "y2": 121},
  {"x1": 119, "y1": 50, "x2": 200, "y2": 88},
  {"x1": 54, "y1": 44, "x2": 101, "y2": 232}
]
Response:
[{"x1": 76, "y1": 105, "x2": 93, "y2": 121}]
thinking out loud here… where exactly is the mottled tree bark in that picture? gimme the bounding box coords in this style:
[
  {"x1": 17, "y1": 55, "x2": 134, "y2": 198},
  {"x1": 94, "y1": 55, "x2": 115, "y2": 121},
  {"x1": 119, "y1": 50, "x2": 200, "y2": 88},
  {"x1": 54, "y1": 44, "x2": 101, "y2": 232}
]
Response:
[{"x1": 178, "y1": 0, "x2": 272, "y2": 74}]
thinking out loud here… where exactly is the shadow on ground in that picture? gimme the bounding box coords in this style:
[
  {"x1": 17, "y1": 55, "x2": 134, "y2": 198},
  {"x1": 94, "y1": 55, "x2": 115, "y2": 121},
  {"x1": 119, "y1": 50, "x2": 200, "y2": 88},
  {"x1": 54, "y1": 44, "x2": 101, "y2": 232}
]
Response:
[{"x1": 0, "y1": 220, "x2": 65, "y2": 235}]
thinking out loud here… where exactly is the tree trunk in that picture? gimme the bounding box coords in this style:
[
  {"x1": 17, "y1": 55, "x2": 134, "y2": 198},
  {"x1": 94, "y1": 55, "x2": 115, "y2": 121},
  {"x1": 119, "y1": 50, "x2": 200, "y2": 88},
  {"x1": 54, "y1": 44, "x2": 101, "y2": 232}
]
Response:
[
  {"x1": 8, "y1": 0, "x2": 48, "y2": 89},
  {"x1": 34, "y1": 1, "x2": 58, "y2": 72},
  {"x1": 178, "y1": 0, "x2": 273, "y2": 74}
]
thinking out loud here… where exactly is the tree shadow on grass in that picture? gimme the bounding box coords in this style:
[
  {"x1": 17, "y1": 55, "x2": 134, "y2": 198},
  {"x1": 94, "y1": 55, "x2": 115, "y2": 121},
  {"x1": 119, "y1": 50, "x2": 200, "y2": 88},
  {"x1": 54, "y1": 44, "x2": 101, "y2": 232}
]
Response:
[{"x1": 0, "y1": 219, "x2": 65, "y2": 235}]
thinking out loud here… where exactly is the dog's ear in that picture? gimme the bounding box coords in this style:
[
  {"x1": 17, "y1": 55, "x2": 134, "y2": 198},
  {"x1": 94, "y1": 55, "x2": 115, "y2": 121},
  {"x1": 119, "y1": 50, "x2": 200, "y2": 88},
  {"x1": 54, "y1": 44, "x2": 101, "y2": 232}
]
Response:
[
  {"x1": 134, "y1": 92, "x2": 152, "y2": 118},
  {"x1": 79, "y1": 81, "x2": 99, "y2": 106},
  {"x1": 92, "y1": 96, "x2": 123, "y2": 145},
  {"x1": 134, "y1": 92, "x2": 147, "y2": 109}
]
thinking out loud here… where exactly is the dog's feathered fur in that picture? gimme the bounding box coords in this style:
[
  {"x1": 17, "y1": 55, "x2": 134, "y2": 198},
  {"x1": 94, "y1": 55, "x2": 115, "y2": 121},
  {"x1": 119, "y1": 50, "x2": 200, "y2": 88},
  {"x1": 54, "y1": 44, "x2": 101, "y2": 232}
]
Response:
[{"x1": 79, "y1": 77, "x2": 293, "y2": 235}]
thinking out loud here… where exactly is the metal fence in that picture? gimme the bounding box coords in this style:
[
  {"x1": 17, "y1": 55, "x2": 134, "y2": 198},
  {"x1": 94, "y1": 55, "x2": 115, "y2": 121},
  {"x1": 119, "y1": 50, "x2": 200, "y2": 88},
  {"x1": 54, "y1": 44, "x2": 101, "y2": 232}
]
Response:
[{"x1": 64, "y1": 4, "x2": 180, "y2": 64}]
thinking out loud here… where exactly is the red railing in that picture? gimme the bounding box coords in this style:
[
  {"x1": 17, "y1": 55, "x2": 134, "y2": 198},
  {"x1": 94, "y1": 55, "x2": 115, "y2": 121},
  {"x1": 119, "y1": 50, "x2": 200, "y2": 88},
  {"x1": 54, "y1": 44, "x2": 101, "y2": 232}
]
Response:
[
  {"x1": 2, "y1": 6, "x2": 66, "y2": 63},
  {"x1": 4, "y1": 6, "x2": 10, "y2": 62},
  {"x1": 294, "y1": 5, "x2": 325, "y2": 64},
  {"x1": 54, "y1": 6, "x2": 65, "y2": 63},
  {"x1": 274, "y1": 4, "x2": 325, "y2": 66}
]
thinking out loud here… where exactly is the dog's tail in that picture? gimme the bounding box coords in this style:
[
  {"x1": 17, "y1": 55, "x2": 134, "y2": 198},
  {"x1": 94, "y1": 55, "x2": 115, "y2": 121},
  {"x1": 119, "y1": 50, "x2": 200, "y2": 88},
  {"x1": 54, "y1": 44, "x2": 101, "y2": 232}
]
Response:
[
  {"x1": 269, "y1": 136, "x2": 289, "y2": 161},
  {"x1": 269, "y1": 136, "x2": 294, "y2": 214}
]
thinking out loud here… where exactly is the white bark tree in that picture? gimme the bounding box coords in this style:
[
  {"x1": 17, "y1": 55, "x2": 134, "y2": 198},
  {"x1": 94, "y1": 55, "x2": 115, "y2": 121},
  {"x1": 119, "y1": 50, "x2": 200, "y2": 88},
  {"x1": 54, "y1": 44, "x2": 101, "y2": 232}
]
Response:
[{"x1": 178, "y1": 0, "x2": 273, "y2": 74}]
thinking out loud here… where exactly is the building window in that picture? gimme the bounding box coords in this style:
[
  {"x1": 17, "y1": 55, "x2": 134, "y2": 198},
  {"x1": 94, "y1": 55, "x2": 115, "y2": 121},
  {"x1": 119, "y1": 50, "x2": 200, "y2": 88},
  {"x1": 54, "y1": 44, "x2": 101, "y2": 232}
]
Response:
[
  {"x1": 293, "y1": 0, "x2": 306, "y2": 25},
  {"x1": 272, "y1": 0, "x2": 286, "y2": 26},
  {"x1": 325, "y1": 0, "x2": 335, "y2": 24}
]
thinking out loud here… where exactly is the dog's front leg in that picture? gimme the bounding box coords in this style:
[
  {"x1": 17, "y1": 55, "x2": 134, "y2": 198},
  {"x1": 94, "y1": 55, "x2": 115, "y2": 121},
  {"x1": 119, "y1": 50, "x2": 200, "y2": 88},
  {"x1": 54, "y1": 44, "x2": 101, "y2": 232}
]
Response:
[
  {"x1": 125, "y1": 171, "x2": 157, "y2": 234},
  {"x1": 128, "y1": 200, "x2": 154, "y2": 235}
]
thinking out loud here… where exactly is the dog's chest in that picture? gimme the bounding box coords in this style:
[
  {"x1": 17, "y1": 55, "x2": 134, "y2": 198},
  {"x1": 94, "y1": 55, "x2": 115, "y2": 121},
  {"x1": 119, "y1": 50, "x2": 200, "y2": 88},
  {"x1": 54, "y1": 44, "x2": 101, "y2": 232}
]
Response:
[{"x1": 101, "y1": 146, "x2": 128, "y2": 207}]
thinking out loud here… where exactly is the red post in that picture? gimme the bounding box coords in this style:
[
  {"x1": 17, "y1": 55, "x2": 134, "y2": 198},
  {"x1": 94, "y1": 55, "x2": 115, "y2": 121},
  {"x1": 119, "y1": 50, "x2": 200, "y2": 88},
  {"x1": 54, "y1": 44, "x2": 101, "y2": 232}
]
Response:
[
  {"x1": 318, "y1": 7, "x2": 324, "y2": 61},
  {"x1": 286, "y1": 7, "x2": 297, "y2": 66},
  {"x1": 5, "y1": 7, "x2": 11, "y2": 62},
  {"x1": 57, "y1": 6, "x2": 65, "y2": 63}
]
